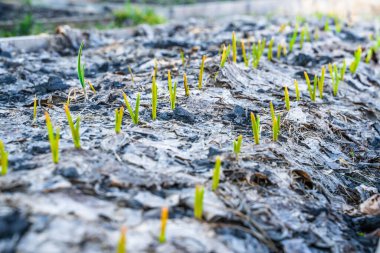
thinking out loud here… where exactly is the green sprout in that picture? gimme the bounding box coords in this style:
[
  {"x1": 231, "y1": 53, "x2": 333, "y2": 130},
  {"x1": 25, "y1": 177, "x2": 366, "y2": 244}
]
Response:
[
  {"x1": 87, "y1": 80, "x2": 96, "y2": 94},
  {"x1": 44, "y1": 111, "x2": 60, "y2": 164},
  {"x1": 241, "y1": 39, "x2": 248, "y2": 67},
  {"x1": 277, "y1": 43, "x2": 282, "y2": 59},
  {"x1": 328, "y1": 60, "x2": 346, "y2": 96},
  {"x1": 350, "y1": 46, "x2": 362, "y2": 74},
  {"x1": 300, "y1": 26, "x2": 306, "y2": 49},
  {"x1": 267, "y1": 38, "x2": 274, "y2": 61},
  {"x1": 128, "y1": 66, "x2": 135, "y2": 85},
  {"x1": 252, "y1": 39, "x2": 266, "y2": 68},
  {"x1": 115, "y1": 107, "x2": 124, "y2": 134},
  {"x1": 194, "y1": 185, "x2": 204, "y2": 220},
  {"x1": 33, "y1": 95, "x2": 37, "y2": 123},
  {"x1": 64, "y1": 104, "x2": 81, "y2": 149},
  {"x1": 232, "y1": 31, "x2": 237, "y2": 63},
  {"x1": 183, "y1": 73, "x2": 190, "y2": 97},
  {"x1": 116, "y1": 226, "x2": 127, "y2": 253},
  {"x1": 318, "y1": 66, "x2": 326, "y2": 99},
  {"x1": 334, "y1": 16, "x2": 341, "y2": 33},
  {"x1": 212, "y1": 156, "x2": 221, "y2": 191},
  {"x1": 0, "y1": 140, "x2": 8, "y2": 176},
  {"x1": 77, "y1": 41, "x2": 87, "y2": 100},
  {"x1": 305, "y1": 25, "x2": 311, "y2": 42},
  {"x1": 167, "y1": 70, "x2": 177, "y2": 110},
  {"x1": 289, "y1": 23, "x2": 299, "y2": 52},
  {"x1": 284, "y1": 86, "x2": 290, "y2": 110},
  {"x1": 220, "y1": 44, "x2": 231, "y2": 68},
  {"x1": 122, "y1": 92, "x2": 141, "y2": 124},
  {"x1": 304, "y1": 71, "x2": 317, "y2": 101},
  {"x1": 198, "y1": 55, "x2": 206, "y2": 90},
  {"x1": 294, "y1": 80, "x2": 300, "y2": 101},
  {"x1": 159, "y1": 207, "x2": 169, "y2": 243},
  {"x1": 233, "y1": 135, "x2": 243, "y2": 157},
  {"x1": 324, "y1": 20, "x2": 330, "y2": 32},
  {"x1": 270, "y1": 102, "x2": 281, "y2": 142},
  {"x1": 152, "y1": 76, "x2": 158, "y2": 121},
  {"x1": 250, "y1": 112, "x2": 260, "y2": 145},
  {"x1": 180, "y1": 49, "x2": 186, "y2": 67},
  {"x1": 365, "y1": 48, "x2": 373, "y2": 63}
]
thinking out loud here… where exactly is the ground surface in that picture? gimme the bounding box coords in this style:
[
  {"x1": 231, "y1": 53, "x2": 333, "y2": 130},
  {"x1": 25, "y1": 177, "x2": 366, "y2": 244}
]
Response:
[{"x1": 0, "y1": 16, "x2": 379, "y2": 253}]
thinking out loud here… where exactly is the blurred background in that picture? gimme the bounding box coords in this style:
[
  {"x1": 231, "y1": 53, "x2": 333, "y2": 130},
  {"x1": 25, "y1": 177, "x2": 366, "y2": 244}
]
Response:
[{"x1": 0, "y1": 0, "x2": 379, "y2": 37}]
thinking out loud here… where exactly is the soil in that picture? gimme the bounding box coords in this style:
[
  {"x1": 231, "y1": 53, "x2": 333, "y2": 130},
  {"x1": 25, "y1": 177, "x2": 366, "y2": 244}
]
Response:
[{"x1": 0, "y1": 16, "x2": 379, "y2": 253}]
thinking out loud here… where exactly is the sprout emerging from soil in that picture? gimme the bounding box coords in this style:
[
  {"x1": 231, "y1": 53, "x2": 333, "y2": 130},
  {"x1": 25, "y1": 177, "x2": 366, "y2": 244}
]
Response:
[
  {"x1": 152, "y1": 64, "x2": 158, "y2": 120},
  {"x1": 233, "y1": 135, "x2": 243, "y2": 157},
  {"x1": 183, "y1": 73, "x2": 190, "y2": 97},
  {"x1": 318, "y1": 66, "x2": 326, "y2": 99},
  {"x1": 180, "y1": 49, "x2": 186, "y2": 67},
  {"x1": 212, "y1": 156, "x2": 221, "y2": 191},
  {"x1": 252, "y1": 39, "x2": 265, "y2": 68},
  {"x1": 232, "y1": 31, "x2": 237, "y2": 63},
  {"x1": 115, "y1": 107, "x2": 124, "y2": 134},
  {"x1": 250, "y1": 112, "x2": 260, "y2": 145},
  {"x1": 44, "y1": 112, "x2": 60, "y2": 164},
  {"x1": 365, "y1": 48, "x2": 373, "y2": 63},
  {"x1": 277, "y1": 42, "x2": 287, "y2": 59},
  {"x1": 267, "y1": 38, "x2": 274, "y2": 61},
  {"x1": 128, "y1": 66, "x2": 135, "y2": 85},
  {"x1": 304, "y1": 71, "x2": 317, "y2": 101},
  {"x1": 220, "y1": 44, "x2": 231, "y2": 68},
  {"x1": 300, "y1": 27, "x2": 306, "y2": 49},
  {"x1": 328, "y1": 60, "x2": 346, "y2": 96},
  {"x1": 284, "y1": 86, "x2": 290, "y2": 111},
  {"x1": 33, "y1": 95, "x2": 37, "y2": 123},
  {"x1": 87, "y1": 80, "x2": 96, "y2": 94},
  {"x1": 194, "y1": 185, "x2": 204, "y2": 220},
  {"x1": 270, "y1": 102, "x2": 281, "y2": 142},
  {"x1": 324, "y1": 20, "x2": 330, "y2": 32},
  {"x1": 122, "y1": 92, "x2": 141, "y2": 124},
  {"x1": 334, "y1": 16, "x2": 341, "y2": 33},
  {"x1": 167, "y1": 70, "x2": 177, "y2": 110},
  {"x1": 116, "y1": 226, "x2": 127, "y2": 253},
  {"x1": 198, "y1": 55, "x2": 206, "y2": 90},
  {"x1": 64, "y1": 104, "x2": 81, "y2": 149},
  {"x1": 350, "y1": 46, "x2": 362, "y2": 74},
  {"x1": 0, "y1": 140, "x2": 8, "y2": 176},
  {"x1": 77, "y1": 41, "x2": 87, "y2": 100},
  {"x1": 241, "y1": 39, "x2": 248, "y2": 67},
  {"x1": 159, "y1": 207, "x2": 169, "y2": 243},
  {"x1": 294, "y1": 80, "x2": 300, "y2": 101},
  {"x1": 289, "y1": 23, "x2": 299, "y2": 52}
]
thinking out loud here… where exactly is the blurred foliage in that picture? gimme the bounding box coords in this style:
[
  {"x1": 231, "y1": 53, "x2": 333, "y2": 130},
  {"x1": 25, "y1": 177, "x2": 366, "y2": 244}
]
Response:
[{"x1": 114, "y1": 1, "x2": 165, "y2": 26}]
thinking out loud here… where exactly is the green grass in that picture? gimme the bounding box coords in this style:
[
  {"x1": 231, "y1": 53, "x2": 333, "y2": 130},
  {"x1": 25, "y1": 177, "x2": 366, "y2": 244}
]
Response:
[
  {"x1": 77, "y1": 41, "x2": 87, "y2": 100},
  {"x1": 167, "y1": 70, "x2": 177, "y2": 110},
  {"x1": 289, "y1": 23, "x2": 299, "y2": 52},
  {"x1": 365, "y1": 48, "x2": 373, "y2": 63},
  {"x1": 159, "y1": 207, "x2": 169, "y2": 243},
  {"x1": 270, "y1": 102, "x2": 280, "y2": 142},
  {"x1": 64, "y1": 104, "x2": 81, "y2": 149},
  {"x1": 0, "y1": 140, "x2": 8, "y2": 176},
  {"x1": 241, "y1": 40, "x2": 249, "y2": 67},
  {"x1": 33, "y1": 95, "x2": 37, "y2": 123},
  {"x1": 284, "y1": 86, "x2": 290, "y2": 110},
  {"x1": 328, "y1": 60, "x2": 346, "y2": 96},
  {"x1": 198, "y1": 56, "x2": 206, "y2": 90},
  {"x1": 128, "y1": 66, "x2": 135, "y2": 85},
  {"x1": 114, "y1": 1, "x2": 165, "y2": 27},
  {"x1": 267, "y1": 38, "x2": 274, "y2": 61},
  {"x1": 294, "y1": 80, "x2": 300, "y2": 101},
  {"x1": 318, "y1": 66, "x2": 326, "y2": 99},
  {"x1": 44, "y1": 112, "x2": 60, "y2": 164},
  {"x1": 350, "y1": 46, "x2": 362, "y2": 74},
  {"x1": 220, "y1": 44, "x2": 231, "y2": 68},
  {"x1": 250, "y1": 113, "x2": 260, "y2": 145},
  {"x1": 122, "y1": 92, "x2": 141, "y2": 124},
  {"x1": 304, "y1": 71, "x2": 317, "y2": 101},
  {"x1": 183, "y1": 73, "x2": 190, "y2": 97},
  {"x1": 233, "y1": 135, "x2": 243, "y2": 157},
  {"x1": 232, "y1": 32, "x2": 237, "y2": 63},
  {"x1": 194, "y1": 185, "x2": 205, "y2": 220},
  {"x1": 115, "y1": 107, "x2": 124, "y2": 134},
  {"x1": 180, "y1": 49, "x2": 186, "y2": 67},
  {"x1": 252, "y1": 39, "x2": 266, "y2": 68},
  {"x1": 212, "y1": 156, "x2": 222, "y2": 191},
  {"x1": 300, "y1": 26, "x2": 306, "y2": 49}
]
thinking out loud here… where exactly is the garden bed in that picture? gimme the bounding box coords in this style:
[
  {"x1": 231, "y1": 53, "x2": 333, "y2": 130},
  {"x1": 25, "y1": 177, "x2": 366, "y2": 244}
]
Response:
[{"x1": 0, "y1": 15, "x2": 379, "y2": 253}]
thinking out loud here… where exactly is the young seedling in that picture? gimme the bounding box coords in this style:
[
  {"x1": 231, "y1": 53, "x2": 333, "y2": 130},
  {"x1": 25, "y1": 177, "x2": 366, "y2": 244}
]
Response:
[
  {"x1": 300, "y1": 26, "x2": 306, "y2": 49},
  {"x1": 304, "y1": 71, "x2": 317, "y2": 101},
  {"x1": 241, "y1": 39, "x2": 248, "y2": 67},
  {"x1": 128, "y1": 66, "x2": 135, "y2": 85},
  {"x1": 365, "y1": 48, "x2": 373, "y2": 63},
  {"x1": 232, "y1": 31, "x2": 237, "y2": 63},
  {"x1": 220, "y1": 44, "x2": 231, "y2": 68},
  {"x1": 270, "y1": 102, "x2": 281, "y2": 142},
  {"x1": 328, "y1": 60, "x2": 346, "y2": 96},
  {"x1": 284, "y1": 86, "x2": 290, "y2": 110},
  {"x1": 194, "y1": 185, "x2": 204, "y2": 220},
  {"x1": 0, "y1": 140, "x2": 8, "y2": 176},
  {"x1": 267, "y1": 38, "x2": 274, "y2": 61},
  {"x1": 115, "y1": 107, "x2": 124, "y2": 134},
  {"x1": 159, "y1": 207, "x2": 169, "y2": 243},
  {"x1": 33, "y1": 95, "x2": 37, "y2": 123},
  {"x1": 277, "y1": 43, "x2": 282, "y2": 59},
  {"x1": 350, "y1": 46, "x2": 362, "y2": 74},
  {"x1": 324, "y1": 20, "x2": 330, "y2": 32},
  {"x1": 183, "y1": 73, "x2": 190, "y2": 97},
  {"x1": 212, "y1": 156, "x2": 221, "y2": 191},
  {"x1": 334, "y1": 16, "x2": 341, "y2": 33},
  {"x1": 77, "y1": 41, "x2": 87, "y2": 100},
  {"x1": 122, "y1": 92, "x2": 141, "y2": 124},
  {"x1": 289, "y1": 23, "x2": 299, "y2": 52},
  {"x1": 180, "y1": 49, "x2": 186, "y2": 67},
  {"x1": 318, "y1": 66, "x2": 326, "y2": 99},
  {"x1": 45, "y1": 112, "x2": 60, "y2": 164},
  {"x1": 250, "y1": 112, "x2": 260, "y2": 145},
  {"x1": 198, "y1": 55, "x2": 206, "y2": 89},
  {"x1": 294, "y1": 80, "x2": 300, "y2": 101},
  {"x1": 64, "y1": 104, "x2": 81, "y2": 149},
  {"x1": 116, "y1": 226, "x2": 127, "y2": 253},
  {"x1": 87, "y1": 80, "x2": 96, "y2": 94},
  {"x1": 252, "y1": 39, "x2": 266, "y2": 68},
  {"x1": 167, "y1": 70, "x2": 177, "y2": 110},
  {"x1": 305, "y1": 25, "x2": 311, "y2": 42},
  {"x1": 233, "y1": 135, "x2": 243, "y2": 157}
]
